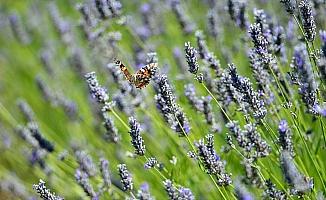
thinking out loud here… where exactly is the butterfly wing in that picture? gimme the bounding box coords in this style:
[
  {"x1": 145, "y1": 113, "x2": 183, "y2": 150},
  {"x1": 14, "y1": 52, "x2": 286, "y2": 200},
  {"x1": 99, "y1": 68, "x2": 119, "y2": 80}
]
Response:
[
  {"x1": 134, "y1": 63, "x2": 157, "y2": 89},
  {"x1": 115, "y1": 59, "x2": 134, "y2": 83}
]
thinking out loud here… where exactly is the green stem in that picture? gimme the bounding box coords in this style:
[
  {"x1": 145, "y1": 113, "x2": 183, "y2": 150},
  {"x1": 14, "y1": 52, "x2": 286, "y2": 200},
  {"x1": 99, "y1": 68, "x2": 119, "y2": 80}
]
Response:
[
  {"x1": 201, "y1": 83, "x2": 231, "y2": 122},
  {"x1": 174, "y1": 114, "x2": 230, "y2": 200}
]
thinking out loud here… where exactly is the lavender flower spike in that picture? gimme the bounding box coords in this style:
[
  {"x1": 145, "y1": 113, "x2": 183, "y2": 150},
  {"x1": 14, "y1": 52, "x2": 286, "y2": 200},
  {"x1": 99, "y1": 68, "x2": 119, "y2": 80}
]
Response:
[
  {"x1": 299, "y1": 0, "x2": 316, "y2": 42},
  {"x1": 99, "y1": 158, "x2": 111, "y2": 189},
  {"x1": 191, "y1": 134, "x2": 232, "y2": 186},
  {"x1": 163, "y1": 179, "x2": 179, "y2": 199},
  {"x1": 280, "y1": 150, "x2": 313, "y2": 196},
  {"x1": 118, "y1": 164, "x2": 133, "y2": 191},
  {"x1": 75, "y1": 169, "x2": 97, "y2": 198},
  {"x1": 84, "y1": 72, "x2": 109, "y2": 104},
  {"x1": 280, "y1": 0, "x2": 296, "y2": 14},
  {"x1": 128, "y1": 116, "x2": 146, "y2": 156},
  {"x1": 278, "y1": 120, "x2": 295, "y2": 157},
  {"x1": 33, "y1": 179, "x2": 63, "y2": 200},
  {"x1": 184, "y1": 41, "x2": 199, "y2": 74}
]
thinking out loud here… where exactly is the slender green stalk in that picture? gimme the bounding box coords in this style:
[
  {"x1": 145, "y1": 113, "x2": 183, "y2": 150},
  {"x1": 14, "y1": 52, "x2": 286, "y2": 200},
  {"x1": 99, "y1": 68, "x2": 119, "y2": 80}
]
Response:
[
  {"x1": 201, "y1": 83, "x2": 231, "y2": 122},
  {"x1": 173, "y1": 114, "x2": 230, "y2": 200}
]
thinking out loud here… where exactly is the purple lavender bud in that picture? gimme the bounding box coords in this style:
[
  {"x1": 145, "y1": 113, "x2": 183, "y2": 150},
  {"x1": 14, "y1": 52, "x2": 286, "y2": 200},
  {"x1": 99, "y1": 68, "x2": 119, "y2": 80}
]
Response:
[
  {"x1": 137, "y1": 183, "x2": 154, "y2": 200},
  {"x1": 75, "y1": 169, "x2": 97, "y2": 198},
  {"x1": 253, "y1": 9, "x2": 272, "y2": 41},
  {"x1": 28, "y1": 122, "x2": 54, "y2": 152},
  {"x1": 1, "y1": 174, "x2": 28, "y2": 198},
  {"x1": 1, "y1": 131, "x2": 11, "y2": 149},
  {"x1": 244, "y1": 123, "x2": 271, "y2": 157},
  {"x1": 184, "y1": 42, "x2": 199, "y2": 74},
  {"x1": 195, "y1": 31, "x2": 209, "y2": 60},
  {"x1": 280, "y1": 0, "x2": 296, "y2": 14},
  {"x1": 314, "y1": 104, "x2": 326, "y2": 117},
  {"x1": 154, "y1": 74, "x2": 191, "y2": 136},
  {"x1": 290, "y1": 44, "x2": 317, "y2": 114},
  {"x1": 144, "y1": 157, "x2": 158, "y2": 169},
  {"x1": 272, "y1": 26, "x2": 285, "y2": 56},
  {"x1": 17, "y1": 99, "x2": 35, "y2": 122},
  {"x1": 207, "y1": 9, "x2": 219, "y2": 38},
  {"x1": 178, "y1": 187, "x2": 195, "y2": 200},
  {"x1": 228, "y1": 64, "x2": 267, "y2": 119},
  {"x1": 117, "y1": 164, "x2": 133, "y2": 191},
  {"x1": 242, "y1": 157, "x2": 262, "y2": 187},
  {"x1": 227, "y1": 121, "x2": 271, "y2": 158},
  {"x1": 249, "y1": 51, "x2": 274, "y2": 104},
  {"x1": 184, "y1": 84, "x2": 204, "y2": 112},
  {"x1": 194, "y1": 31, "x2": 222, "y2": 74},
  {"x1": 227, "y1": 0, "x2": 237, "y2": 21},
  {"x1": 234, "y1": 180, "x2": 254, "y2": 200},
  {"x1": 321, "y1": 30, "x2": 326, "y2": 43},
  {"x1": 299, "y1": 0, "x2": 316, "y2": 42},
  {"x1": 286, "y1": 19, "x2": 296, "y2": 42},
  {"x1": 227, "y1": 0, "x2": 249, "y2": 30},
  {"x1": 170, "y1": 0, "x2": 195, "y2": 34},
  {"x1": 77, "y1": 3, "x2": 98, "y2": 28},
  {"x1": 84, "y1": 72, "x2": 109, "y2": 104},
  {"x1": 99, "y1": 158, "x2": 111, "y2": 189},
  {"x1": 128, "y1": 117, "x2": 146, "y2": 156},
  {"x1": 140, "y1": 3, "x2": 151, "y2": 14},
  {"x1": 94, "y1": 0, "x2": 109, "y2": 19},
  {"x1": 55, "y1": 94, "x2": 78, "y2": 120},
  {"x1": 173, "y1": 47, "x2": 188, "y2": 72},
  {"x1": 39, "y1": 50, "x2": 54, "y2": 75},
  {"x1": 173, "y1": 110, "x2": 191, "y2": 135},
  {"x1": 107, "y1": 0, "x2": 122, "y2": 18},
  {"x1": 280, "y1": 150, "x2": 313, "y2": 195},
  {"x1": 264, "y1": 179, "x2": 287, "y2": 199},
  {"x1": 35, "y1": 76, "x2": 53, "y2": 103},
  {"x1": 278, "y1": 120, "x2": 288, "y2": 133},
  {"x1": 103, "y1": 115, "x2": 119, "y2": 143},
  {"x1": 237, "y1": 1, "x2": 249, "y2": 29},
  {"x1": 193, "y1": 134, "x2": 232, "y2": 186},
  {"x1": 108, "y1": 31, "x2": 122, "y2": 47},
  {"x1": 29, "y1": 148, "x2": 42, "y2": 165},
  {"x1": 75, "y1": 150, "x2": 97, "y2": 177},
  {"x1": 8, "y1": 12, "x2": 30, "y2": 45},
  {"x1": 33, "y1": 179, "x2": 63, "y2": 200},
  {"x1": 69, "y1": 47, "x2": 86, "y2": 76},
  {"x1": 135, "y1": 26, "x2": 152, "y2": 41},
  {"x1": 248, "y1": 23, "x2": 270, "y2": 63},
  {"x1": 163, "y1": 179, "x2": 179, "y2": 199},
  {"x1": 48, "y1": 2, "x2": 71, "y2": 38},
  {"x1": 155, "y1": 75, "x2": 177, "y2": 111},
  {"x1": 202, "y1": 96, "x2": 214, "y2": 125},
  {"x1": 16, "y1": 125, "x2": 39, "y2": 148}
]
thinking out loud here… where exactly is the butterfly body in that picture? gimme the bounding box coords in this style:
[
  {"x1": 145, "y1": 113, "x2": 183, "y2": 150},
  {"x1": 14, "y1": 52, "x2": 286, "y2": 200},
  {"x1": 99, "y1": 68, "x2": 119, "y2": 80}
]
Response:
[{"x1": 115, "y1": 60, "x2": 157, "y2": 89}]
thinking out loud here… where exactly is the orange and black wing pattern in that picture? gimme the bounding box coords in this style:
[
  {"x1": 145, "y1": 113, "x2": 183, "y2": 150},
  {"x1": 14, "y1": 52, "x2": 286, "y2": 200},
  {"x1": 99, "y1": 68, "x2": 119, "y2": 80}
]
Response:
[
  {"x1": 115, "y1": 59, "x2": 134, "y2": 84},
  {"x1": 134, "y1": 63, "x2": 158, "y2": 89},
  {"x1": 116, "y1": 59, "x2": 157, "y2": 89}
]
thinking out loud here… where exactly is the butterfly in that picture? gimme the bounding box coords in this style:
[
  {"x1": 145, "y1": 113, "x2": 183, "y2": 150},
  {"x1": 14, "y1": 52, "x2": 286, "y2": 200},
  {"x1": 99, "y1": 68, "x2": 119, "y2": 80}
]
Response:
[{"x1": 115, "y1": 59, "x2": 158, "y2": 89}]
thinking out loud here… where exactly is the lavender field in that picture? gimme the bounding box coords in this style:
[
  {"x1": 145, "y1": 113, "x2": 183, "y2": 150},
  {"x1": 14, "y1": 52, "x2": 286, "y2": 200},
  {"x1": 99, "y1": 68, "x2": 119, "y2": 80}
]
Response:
[{"x1": 0, "y1": 0, "x2": 326, "y2": 199}]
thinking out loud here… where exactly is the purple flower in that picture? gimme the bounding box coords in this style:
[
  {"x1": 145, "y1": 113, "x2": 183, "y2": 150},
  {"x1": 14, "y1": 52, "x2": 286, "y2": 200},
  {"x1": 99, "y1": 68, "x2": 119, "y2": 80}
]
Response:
[
  {"x1": 280, "y1": 150, "x2": 313, "y2": 195},
  {"x1": 128, "y1": 116, "x2": 146, "y2": 156},
  {"x1": 33, "y1": 179, "x2": 63, "y2": 200},
  {"x1": 234, "y1": 179, "x2": 254, "y2": 200},
  {"x1": 75, "y1": 168, "x2": 97, "y2": 198},
  {"x1": 280, "y1": 0, "x2": 296, "y2": 14},
  {"x1": 191, "y1": 134, "x2": 232, "y2": 186},
  {"x1": 299, "y1": 0, "x2": 316, "y2": 42},
  {"x1": 184, "y1": 41, "x2": 199, "y2": 74},
  {"x1": 84, "y1": 72, "x2": 109, "y2": 104},
  {"x1": 117, "y1": 164, "x2": 133, "y2": 191}
]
